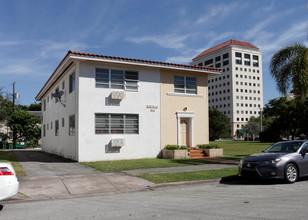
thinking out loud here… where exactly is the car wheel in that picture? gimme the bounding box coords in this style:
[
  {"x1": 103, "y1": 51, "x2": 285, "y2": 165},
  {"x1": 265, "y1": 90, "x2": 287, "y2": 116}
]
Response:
[{"x1": 285, "y1": 164, "x2": 298, "y2": 184}]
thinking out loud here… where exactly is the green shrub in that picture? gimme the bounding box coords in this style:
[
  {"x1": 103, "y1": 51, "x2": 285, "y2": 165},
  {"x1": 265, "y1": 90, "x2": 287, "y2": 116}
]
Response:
[
  {"x1": 197, "y1": 144, "x2": 221, "y2": 149},
  {"x1": 165, "y1": 145, "x2": 187, "y2": 150}
]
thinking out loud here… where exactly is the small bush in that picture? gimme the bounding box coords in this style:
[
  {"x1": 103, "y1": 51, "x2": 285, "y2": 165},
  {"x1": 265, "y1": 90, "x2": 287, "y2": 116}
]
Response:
[
  {"x1": 165, "y1": 145, "x2": 187, "y2": 150},
  {"x1": 197, "y1": 144, "x2": 221, "y2": 149}
]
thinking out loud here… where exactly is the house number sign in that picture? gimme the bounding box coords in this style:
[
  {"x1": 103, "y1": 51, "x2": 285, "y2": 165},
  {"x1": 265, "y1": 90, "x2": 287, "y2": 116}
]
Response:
[{"x1": 146, "y1": 105, "x2": 158, "y2": 112}]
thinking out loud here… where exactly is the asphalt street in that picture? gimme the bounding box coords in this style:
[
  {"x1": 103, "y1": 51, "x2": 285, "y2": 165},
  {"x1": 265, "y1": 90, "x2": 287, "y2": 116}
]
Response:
[{"x1": 2, "y1": 179, "x2": 308, "y2": 220}]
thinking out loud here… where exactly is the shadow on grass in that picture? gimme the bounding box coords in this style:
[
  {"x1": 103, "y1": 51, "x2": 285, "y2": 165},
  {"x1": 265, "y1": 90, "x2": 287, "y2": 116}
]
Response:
[{"x1": 168, "y1": 159, "x2": 218, "y2": 166}]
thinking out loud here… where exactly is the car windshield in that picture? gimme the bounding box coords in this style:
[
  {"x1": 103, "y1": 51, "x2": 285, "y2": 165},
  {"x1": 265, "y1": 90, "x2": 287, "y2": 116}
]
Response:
[{"x1": 264, "y1": 141, "x2": 303, "y2": 153}]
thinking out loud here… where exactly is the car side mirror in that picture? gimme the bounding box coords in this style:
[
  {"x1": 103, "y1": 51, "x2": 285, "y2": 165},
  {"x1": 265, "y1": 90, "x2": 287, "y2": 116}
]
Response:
[{"x1": 300, "y1": 149, "x2": 308, "y2": 156}]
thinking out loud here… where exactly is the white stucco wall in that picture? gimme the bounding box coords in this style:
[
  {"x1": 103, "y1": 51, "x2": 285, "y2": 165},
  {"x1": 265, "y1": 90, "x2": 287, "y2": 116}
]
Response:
[
  {"x1": 41, "y1": 65, "x2": 78, "y2": 160},
  {"x1": 77, "y1": 61, "x2": 161, "y2": 162}
]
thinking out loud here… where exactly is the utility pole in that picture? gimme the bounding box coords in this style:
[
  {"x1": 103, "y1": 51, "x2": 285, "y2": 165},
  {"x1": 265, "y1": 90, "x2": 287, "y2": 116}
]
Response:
[{"x1": 12, "y1": 81, "x2": 16, "y2": 149}]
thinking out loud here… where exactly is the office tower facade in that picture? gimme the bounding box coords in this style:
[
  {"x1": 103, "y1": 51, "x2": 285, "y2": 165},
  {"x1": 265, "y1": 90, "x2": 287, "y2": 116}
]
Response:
[{"x1": 191, "y1": 40, "x2": 263, "y2": 138}]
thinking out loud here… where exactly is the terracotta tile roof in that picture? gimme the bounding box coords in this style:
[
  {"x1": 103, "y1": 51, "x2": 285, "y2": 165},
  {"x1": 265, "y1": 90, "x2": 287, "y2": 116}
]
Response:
[
  {"x1": 36, "y1": 50, "x2": 221, "y2": 100},
  {"x1": 193, "y1": 40, "x2": 259, "y2": 60},
  {"x1": 69, "y1": 50, "x2": 221, "y2": 72}
]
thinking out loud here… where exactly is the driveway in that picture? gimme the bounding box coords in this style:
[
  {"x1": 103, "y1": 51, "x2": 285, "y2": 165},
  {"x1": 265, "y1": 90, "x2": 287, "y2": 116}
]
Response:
[
  {"x1": 14, "y1": 149, "x2": 96, "y2": 176},
  {"x1": 13, "y1": 149, "x2": 154, "y2": 200}
]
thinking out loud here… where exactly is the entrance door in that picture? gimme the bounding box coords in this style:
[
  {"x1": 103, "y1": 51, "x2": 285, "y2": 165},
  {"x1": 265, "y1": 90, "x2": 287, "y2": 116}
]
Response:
[{"x1": 180, "y1": 118, "x2": 190, "y2": 146}]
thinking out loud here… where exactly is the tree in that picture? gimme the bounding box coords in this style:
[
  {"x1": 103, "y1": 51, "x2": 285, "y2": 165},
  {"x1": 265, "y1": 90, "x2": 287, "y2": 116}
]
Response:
[
  {"x1": 7, "y1": 109, "x2": 41, "y2": 147},
  {"x1": 263, "y1": 97, "x2": 305, "y2": 140},
  {"x1": 243, "y1": 119, "x2": 260, "y2": 141},
  {"x1": 27, "y1": 102, "x2": 41, "y2": 111},
  {"x1": 209, "y1": 108, "x2": 230, "y2": 140},
  {"x1": 270, "y1": 43, "x2": 308, "y2": 99}
]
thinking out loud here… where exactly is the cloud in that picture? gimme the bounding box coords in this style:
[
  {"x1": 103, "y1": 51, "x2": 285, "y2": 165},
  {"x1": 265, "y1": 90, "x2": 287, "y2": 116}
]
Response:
[
  {"x1": 255, "y1": 20, "x2": 308, "y2": 56},
  {"x1": 126, "y1": 34, "x2": 189, "y2": 50},
  {"x1": 165, "y1": 55, "x2": 195, "y2": 64},
  {"x1": 195, "y1": 1, "x2": 248, "y2": 25},
  {"x1": 0, "y1": 39, "x2": 89, "y2": 78}
]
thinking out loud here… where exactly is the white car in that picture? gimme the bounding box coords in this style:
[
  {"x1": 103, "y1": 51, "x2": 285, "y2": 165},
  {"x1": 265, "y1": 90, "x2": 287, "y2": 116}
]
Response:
[{"x1": 0, "y1": 162, "x2": 19, "y2": 201}]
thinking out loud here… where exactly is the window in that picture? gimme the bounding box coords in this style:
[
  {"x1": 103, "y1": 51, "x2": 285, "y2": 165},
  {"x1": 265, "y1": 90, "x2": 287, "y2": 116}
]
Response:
[
  {"x1": 69, "y1": 72, "x2": 75, "y2": 93},
  {"x1": 69, "y1": 115, "x2": 75, "y2": 136},
  {"x1": 62, "y1": 81, "x2": 65, "y2": 90},
  {"x1": 62, "y1": 118, "x2": 65, "y2": 127},
  {"x1": 215, "y1": 56, "x2": 221, "y2": 62},
  {"x1": 215, "y1": 63, "x2": 221, "y2": 68},
  {"x1": 43, "y1": 124, "x2": 46, "y2": 137},
  {"x1": 253, "y1": 62, "x2": 259, "y2": 67},
  {"x1": 111, "y1": 69, "x2": 124, "y2": 89},
  {"x1": 244, "y1": 61, "x2": 251, "y2": 66},
  {"x1": 125, "y1": 71, "x2": 138, "y2": 91},
  {"x1": 223, "y1": 53, "x2": 229, "y2": 59},
  {"x1": 55, "y1": 87, "x2": 59, "y2": 103},
  {"x1": 96, "y1": 68, "x2": 139, "y2": 91},
  {"x1": 95, "y1": 114, "x2": 139, "y2": 134},
  {"x1": 235, "y1": 52, "x2": 242, "y2": 58},
  {"x1": 244, "y1": 54, "x2": 250, "y2": 59},
  {"x1": 174, "y1": 76, "x2": 197, "y2": 94},
  {"x1": 204, "y1": 59, "x2": 213, "y2": 66},
  {"x1": 223, "y1": 60, "x2": 229, "y2": 66},
  {"x1": 198, "y1": 62, "x2": 203, "y2": 66},
  {"x1": 55, "y1": 120, "x2": 59, "y2": 136},
  {"x1": 236, "y1": 59, "x2": 242, "y2": 64},
  {"x1": 43, "y1": 100, "x2": 46, "y2": 111},
  {"x1": 253, "y1": 55, "x2": 258, "y2": 60}
]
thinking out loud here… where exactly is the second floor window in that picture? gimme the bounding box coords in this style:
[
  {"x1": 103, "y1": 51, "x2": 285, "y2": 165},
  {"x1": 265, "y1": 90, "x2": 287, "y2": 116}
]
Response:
[
  {"x1": 174, "y1": 76, "x2": 196, "y2": 94},
  {"x1": 96, "y1": 68, "x2": 138, "y2": 91},
  {"x1": 69, "y1": 72, "x2": 75, "y2": 93}
]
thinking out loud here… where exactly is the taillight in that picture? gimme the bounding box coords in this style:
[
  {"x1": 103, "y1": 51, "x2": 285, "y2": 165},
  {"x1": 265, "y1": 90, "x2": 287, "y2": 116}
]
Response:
[{"x1": 0, "y1": 167, "x2": 14, "y2": 175}]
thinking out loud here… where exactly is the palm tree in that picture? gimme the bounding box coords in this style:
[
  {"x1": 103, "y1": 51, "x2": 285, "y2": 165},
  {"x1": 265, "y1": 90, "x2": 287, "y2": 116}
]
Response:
[{"x1": 270, "y1": 43, "x2": 308, "y2": 98}]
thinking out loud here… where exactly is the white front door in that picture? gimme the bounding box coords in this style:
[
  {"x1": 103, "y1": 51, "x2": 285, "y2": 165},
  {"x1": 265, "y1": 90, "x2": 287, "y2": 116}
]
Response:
[{"x1": 180, "y1": 118, "x2": 190, "y2": 146}]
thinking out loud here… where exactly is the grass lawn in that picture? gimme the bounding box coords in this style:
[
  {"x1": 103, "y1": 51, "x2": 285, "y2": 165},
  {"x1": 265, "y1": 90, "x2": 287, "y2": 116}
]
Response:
[
  {"x1": 137, "y1": 168, "x2": 238, "y2": 184},
  {"x1": 0, "y1": 150, "x2": 26, "y2": 176},
  {"x1": 211, "y1": 141, "x2": 275, "y2": 161},
  {"x1": 82, "y1": 158, "x2": 217, "y2": 172}
]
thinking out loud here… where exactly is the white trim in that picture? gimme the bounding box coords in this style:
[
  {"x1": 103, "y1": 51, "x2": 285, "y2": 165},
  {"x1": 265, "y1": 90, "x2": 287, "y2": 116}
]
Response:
[
  {"x1": 176, "y1": 112, "x2": 194, "y2": 147},
  {"x1": 167, "y1": 93, "x2": 203, "y2": 98}
]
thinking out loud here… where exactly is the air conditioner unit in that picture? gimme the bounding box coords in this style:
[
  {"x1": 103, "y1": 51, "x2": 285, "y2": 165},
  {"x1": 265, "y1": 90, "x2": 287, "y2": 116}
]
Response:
[
  {"x1": 111, "y1": 138, "x2": 125, "y2": 148},
  {"x1": 111, "y1": 91, "x2": 126, "y2": 100}
]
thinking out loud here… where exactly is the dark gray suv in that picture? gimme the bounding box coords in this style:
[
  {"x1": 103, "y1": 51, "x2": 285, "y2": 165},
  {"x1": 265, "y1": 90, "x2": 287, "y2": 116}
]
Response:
[{"x1": 239, "y1": 140, "x2": 308, "y2": 183}]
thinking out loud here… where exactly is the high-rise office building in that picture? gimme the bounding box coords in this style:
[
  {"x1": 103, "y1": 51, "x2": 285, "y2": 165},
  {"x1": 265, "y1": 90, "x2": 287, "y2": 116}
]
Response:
[{"x1": 191, "y1": 40, "x2": 263, "y2": 138}]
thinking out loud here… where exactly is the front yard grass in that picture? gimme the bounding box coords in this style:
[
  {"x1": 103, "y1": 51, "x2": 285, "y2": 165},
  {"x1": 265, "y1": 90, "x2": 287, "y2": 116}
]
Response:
[
  {"x1": 82, "y1": 158, "x2": 217, "y2": 172},
  {"x1": 211, "y1": 141, "x2": 274, "y2": 161},
  {"x1": 0, "y1": 150, "x2": 26, "y2": 176},
  {"x1": 137, "y1": 167, "x2": 238, "y2": 184}
]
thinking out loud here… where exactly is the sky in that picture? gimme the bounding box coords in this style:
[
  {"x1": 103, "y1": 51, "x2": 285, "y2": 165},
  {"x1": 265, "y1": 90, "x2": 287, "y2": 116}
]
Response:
[{"x1": 0, "y1": 0, "x2": 307, "y2": 106}]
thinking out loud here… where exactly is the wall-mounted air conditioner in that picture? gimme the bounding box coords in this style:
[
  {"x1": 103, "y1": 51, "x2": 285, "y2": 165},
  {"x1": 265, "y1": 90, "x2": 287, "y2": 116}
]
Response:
[
  {"x1": 110, "y1": 138, "x2": 125, "y2": 148},
  {"x1": 111, "y1": 91, "x2": 126, "y2": 100}
]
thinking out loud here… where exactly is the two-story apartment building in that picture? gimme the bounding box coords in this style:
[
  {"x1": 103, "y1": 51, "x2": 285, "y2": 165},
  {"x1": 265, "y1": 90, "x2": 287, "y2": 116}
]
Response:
[{"x1": 36, "y1": 51, "x2": 220, "y2": 162}]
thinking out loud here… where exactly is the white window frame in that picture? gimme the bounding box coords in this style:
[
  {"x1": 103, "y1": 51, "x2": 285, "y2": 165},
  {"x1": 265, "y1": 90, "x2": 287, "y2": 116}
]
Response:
[
  {"x1": 95, "y1": 68, "x2": 139, "y2": 91},
  {"x1": 174, "y1": 75, "x2": 197, "y2": 94},
  {"x1": 95, "y1": 113, "x2": 139, "y2": 134}
]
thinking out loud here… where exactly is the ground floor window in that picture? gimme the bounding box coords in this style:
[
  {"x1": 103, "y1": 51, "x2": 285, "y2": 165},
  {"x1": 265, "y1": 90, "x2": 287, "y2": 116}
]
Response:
[
  {"x1": 95, "y1": 113, "x2": 139, "y2": 134},
  {"x1": 55, "y1": 120, "x2": 59, "y2": 136},
  {"x1": 69, "y1": 115, "x2": 75, "y2": 136}
]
